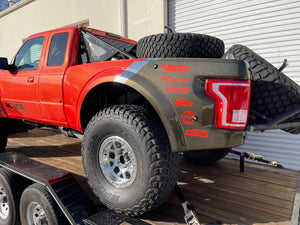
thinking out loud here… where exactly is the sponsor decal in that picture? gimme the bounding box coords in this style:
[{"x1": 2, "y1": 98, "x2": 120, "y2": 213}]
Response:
[
  {"x1": 181, "y1": 111, "x2": 195, "y2": 125},
  {"x1": 165, "y1": 86, "x2": 191, "y2": 94},
  {"x1": 5, "y1": 103, "x2": 26, "y2": 111},
  {"x1": 175, "y1": 98, "x2": 193, "y2": 107},
  {"x1": 160, "y1": 65, "x2": 189, "y2": 74},
  {"x1": 159, "y1": 76, "x2": 190, "y2": 84},
  {"x1": 185, "y1": 129, "x2": 208, "y2": 138}
]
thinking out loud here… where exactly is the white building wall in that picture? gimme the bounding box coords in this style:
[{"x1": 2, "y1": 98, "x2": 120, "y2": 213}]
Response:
[
  {"x1": 169, "y1": 0, "x2": 300, "y2": 170},
  {"x1": 0, "y1": 0, "x2": 167, "y2": 61}
]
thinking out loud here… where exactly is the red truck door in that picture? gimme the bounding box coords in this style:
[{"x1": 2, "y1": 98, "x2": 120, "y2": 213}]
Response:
[
  {"x1": 38, "y1": 31, "x2": 71, "y2": 126},
  {"x1": 0, "y1": 36, "x2": 47, "y2": 120}
]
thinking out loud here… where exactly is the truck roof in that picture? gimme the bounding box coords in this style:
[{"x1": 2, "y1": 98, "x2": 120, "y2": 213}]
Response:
[{"x1": 25, "y1": 26, "x2": 137, "y2": 45}]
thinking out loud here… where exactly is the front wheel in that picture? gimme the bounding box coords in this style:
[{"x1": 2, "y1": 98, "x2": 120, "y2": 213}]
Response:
[{"x1": 82, "y1": 105, "x2": 178, "y2": 216}]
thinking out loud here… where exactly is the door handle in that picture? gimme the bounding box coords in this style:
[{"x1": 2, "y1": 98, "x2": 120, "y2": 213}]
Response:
[{"x1": 27, "y1": 77, "x2": 35, "y2": 83}]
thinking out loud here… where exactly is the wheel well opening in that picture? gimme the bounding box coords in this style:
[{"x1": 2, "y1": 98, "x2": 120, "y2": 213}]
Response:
[{"x1": 80, "y1": 82, "x2": 161, "y2": 132}]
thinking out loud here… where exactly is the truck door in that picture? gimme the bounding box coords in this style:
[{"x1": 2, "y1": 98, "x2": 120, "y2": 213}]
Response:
[
  {"x1": 38, "y1": 31, "x2": 70, "y2": 126},
  {"x1": 0, "y1": 36, "x2": 46, "y2": 120}
]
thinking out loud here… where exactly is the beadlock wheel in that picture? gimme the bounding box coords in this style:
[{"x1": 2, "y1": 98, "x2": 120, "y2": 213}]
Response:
[{"x1": 99, "y1": 136, "x2": 137, "y2": 189}]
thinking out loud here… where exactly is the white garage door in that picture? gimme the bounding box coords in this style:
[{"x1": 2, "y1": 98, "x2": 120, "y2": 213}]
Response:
[{"x1": 168, "y1": 0, "x2": 300, "y2": 170}]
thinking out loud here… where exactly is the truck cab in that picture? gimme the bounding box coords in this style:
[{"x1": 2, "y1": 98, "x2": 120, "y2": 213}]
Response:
[{"x1": 0, "y1": 26, "x2": 251, "y2": 217}]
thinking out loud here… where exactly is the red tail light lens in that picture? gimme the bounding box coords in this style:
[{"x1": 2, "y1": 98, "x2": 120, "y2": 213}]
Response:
[{"x1": 205, "y1": 79, "x2": 251, "y2": 130}]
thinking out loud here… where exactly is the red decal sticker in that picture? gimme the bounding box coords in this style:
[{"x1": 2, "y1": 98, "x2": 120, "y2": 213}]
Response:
[
  {"x1": 165, "y1": 86, "x2": 191, "y2": 94},
  {"x1": 159, "y1": 76, "x2": 190, "y2": 84},
  {"x1": 160, "y1": 65, "x2": 190, "y2": 74},
  {"x1": 185, "y1": 129, "x2": 208, "y2": 138},
  {"x1": 181, "y1": 111, "x2": 195, "y2": 125},
  {"x1": 175, "y1": 98, "x2": 193, "y2": 107}
]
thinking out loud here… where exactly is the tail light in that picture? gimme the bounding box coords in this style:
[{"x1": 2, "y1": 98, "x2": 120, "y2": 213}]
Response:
[{"x1": 205, "y1": 79, "x2": 251, "y2": 130}]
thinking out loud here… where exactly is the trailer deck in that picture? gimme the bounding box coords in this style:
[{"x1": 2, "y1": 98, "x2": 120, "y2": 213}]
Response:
[{"x1": 4, "y1": 128, "x2": 300, "y2": 225}]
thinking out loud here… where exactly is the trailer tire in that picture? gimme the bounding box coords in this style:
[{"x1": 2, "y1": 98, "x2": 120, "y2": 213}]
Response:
[
  {"x1": 0, "y1": 169, "x2": 21, "y2": 225},
  {"x1": 82, "y1": 105, "x2": 178, "y2": 216},
  {"x1": 20, "y1": 183, "x2": 62, "y2": 225},
  {"x1": 225, "y1": 44, "x2": 300, "y2": 134},
  {"x1": 183, "y1": 149, "x2": 230, "y2": 165},
  {"x1": 136, "y1": 33, "x2": 224, "y2": 59}
]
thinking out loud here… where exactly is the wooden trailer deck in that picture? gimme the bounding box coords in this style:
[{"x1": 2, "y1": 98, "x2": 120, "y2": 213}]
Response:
[{"x1": 4, "y1": 128, "x2": 300, "y2": 225}]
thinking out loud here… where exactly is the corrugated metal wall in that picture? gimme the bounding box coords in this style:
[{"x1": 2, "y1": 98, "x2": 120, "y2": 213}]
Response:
[{"x1": 168, "y1": 0, "x2": 300, "y2": 170}]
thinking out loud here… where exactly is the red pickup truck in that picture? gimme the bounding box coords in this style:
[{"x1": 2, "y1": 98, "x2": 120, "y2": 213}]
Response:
[{"x1": 0, "y1": 26, "x2": 252, "y2": 216}]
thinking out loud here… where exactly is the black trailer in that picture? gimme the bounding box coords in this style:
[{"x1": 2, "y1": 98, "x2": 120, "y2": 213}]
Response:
[{"x1": 0, "y1": 152, "x2": 200, "y2": 225}]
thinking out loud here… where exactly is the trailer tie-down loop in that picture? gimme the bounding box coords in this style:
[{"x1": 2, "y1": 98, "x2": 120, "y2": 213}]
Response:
[
  {"x1": 247, "y1": 152, "x2": 263, "y2": 160},
  {"x1": 271, "y1": 161, "x2": 279, "y2": 167},
  {"x1": 174, "y1": 184, "x2": 201, "y2": 225},
  {"x1": 229, "y1": 150, "x2": 284, "y2": 172}
]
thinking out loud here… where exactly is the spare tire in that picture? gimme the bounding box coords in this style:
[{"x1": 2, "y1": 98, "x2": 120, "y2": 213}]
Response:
[
  {"x1": 225, "y1": 45, "x2": 300, "y2": 134},
  {"x1": 136, "y1": 33, "x2": 224, "y2": 59}
]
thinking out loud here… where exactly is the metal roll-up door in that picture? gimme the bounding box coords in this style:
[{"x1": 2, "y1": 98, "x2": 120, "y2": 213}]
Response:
[{"x1": 168, "y1": 0, "x2": 300, "y2": 170}]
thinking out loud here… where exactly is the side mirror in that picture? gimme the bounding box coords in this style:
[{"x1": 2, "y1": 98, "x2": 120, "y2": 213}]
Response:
[{"x1": 0, "y1": 57, "x2": 8, "y2": 70}]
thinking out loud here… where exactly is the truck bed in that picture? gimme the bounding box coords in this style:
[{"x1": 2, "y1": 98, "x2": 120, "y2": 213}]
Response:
[{"x1": 5, "y1": 128, "x2": 299, "y2": 225}]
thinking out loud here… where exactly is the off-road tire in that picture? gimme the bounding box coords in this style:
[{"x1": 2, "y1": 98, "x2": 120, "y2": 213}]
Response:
[
  {"x1": 183, "y1": 149, "x2": 230, "y2": 165},
  {"x1": 0, "y1": 119, "x2": 8, "y2": 152},
  {"x1": 20, "y1": 183, "x2": 63, "y2": 225},
  {"x1": 136, "y1": 33, "x2": 224, "y2": 59},
  {"x1": 0, "y1": 169, "x2": 22, "y2": 225},
  {"x1": 225, "y1": 44, "x2": 300, "y2": 134},
  {"x1": 82, "y1": 105, "x2": 178, "y2": 216}
]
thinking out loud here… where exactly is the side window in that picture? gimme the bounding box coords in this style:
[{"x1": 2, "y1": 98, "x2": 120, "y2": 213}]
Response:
[
  {"x1": 47, "y1": 33, "x2": 69, "y2": 66},
  {"x1": 14, "y1": 36, "x2": 45, "y2": 71}
]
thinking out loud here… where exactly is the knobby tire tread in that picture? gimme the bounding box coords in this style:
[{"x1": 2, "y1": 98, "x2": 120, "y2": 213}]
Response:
[
  {"x1": 225, "y1": 45, "x2": 300, "y2": 134},
  {"x1": 136, "y1": 33, "x2": 224, "y2": 59},
  {"x1": 82, "y1": 105, "x2": 178, "y2": 216}
]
